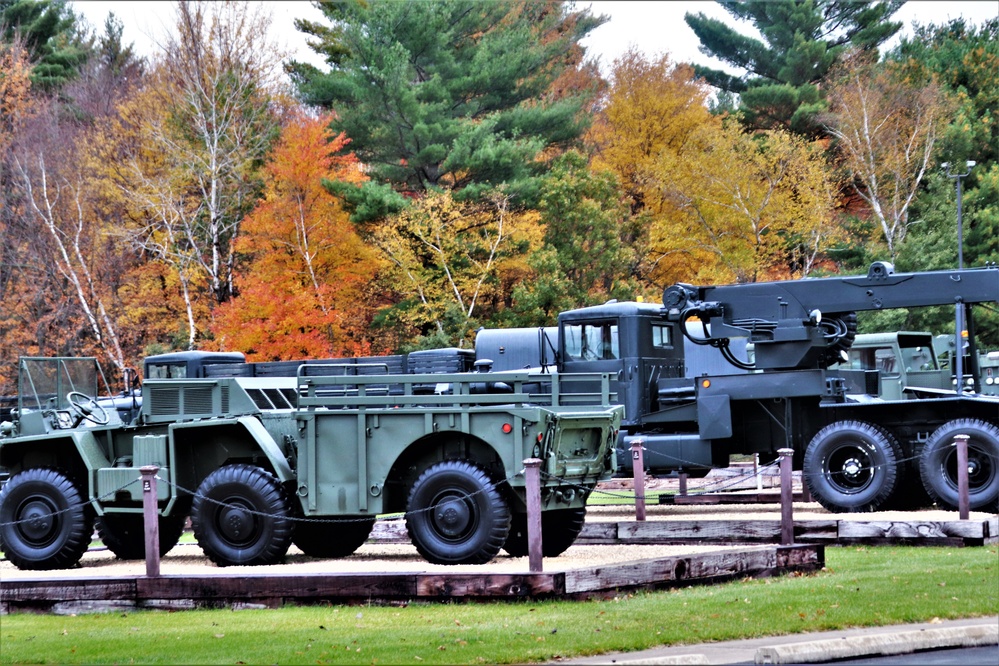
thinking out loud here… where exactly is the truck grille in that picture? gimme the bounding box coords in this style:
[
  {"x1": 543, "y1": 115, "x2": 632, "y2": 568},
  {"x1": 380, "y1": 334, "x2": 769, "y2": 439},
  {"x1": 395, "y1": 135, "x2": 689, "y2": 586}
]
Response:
[
  {"x1": 148, "y1": 388, "x2": 179, "y2": 415},
  {"x1": 184, "y1": 386, "x2": 213, "y2": 413}
]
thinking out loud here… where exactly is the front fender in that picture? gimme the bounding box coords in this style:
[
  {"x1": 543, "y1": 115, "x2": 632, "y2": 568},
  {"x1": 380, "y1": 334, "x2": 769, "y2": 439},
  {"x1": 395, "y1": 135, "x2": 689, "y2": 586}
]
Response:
[{"x1": 169, "y1": 416, "x2": 294, "y2": 483}]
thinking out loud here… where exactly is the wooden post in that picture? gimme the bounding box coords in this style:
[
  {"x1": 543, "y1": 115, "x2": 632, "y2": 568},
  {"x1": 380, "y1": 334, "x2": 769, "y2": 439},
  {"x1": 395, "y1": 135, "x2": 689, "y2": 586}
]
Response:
[
  {"x1": 678, "y1": 472, "x2": 688, "y2": 497},
  {"x1": 523, "y1": 458, "x2": 543, "y2": 573},
  {"x1": 630, "y1": 440, "x2": 646, "y2": 522},
  {"x1": 778, "y1": 448, "x2": 794, "y2": 545},
  {"x1": 955, "y1": 434, "x2": 970, "y2": 520},
  {"x1": 140, "y1": 465, "x2": 161, "y2": 578},
  {"x1": 754, "y1": 453, "x2": 763, "y2": 491}
]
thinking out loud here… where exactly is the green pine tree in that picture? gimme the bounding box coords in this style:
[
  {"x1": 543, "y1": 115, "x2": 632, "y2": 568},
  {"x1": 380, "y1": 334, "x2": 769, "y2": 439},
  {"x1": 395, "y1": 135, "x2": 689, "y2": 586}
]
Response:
[
  {"x1": 685, "y1": 0, "x2": 903, "y2": 136},
  {"x1": 1, "y1": 0, "x2": 88, "y2": 90},
  {"x1": 288, "y1": 0, "x2": 605, "y2": 223}
]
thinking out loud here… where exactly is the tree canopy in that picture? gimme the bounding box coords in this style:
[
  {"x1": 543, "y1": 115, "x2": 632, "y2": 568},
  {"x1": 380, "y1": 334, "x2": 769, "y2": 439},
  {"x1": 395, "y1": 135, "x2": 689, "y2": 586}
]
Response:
[
  {"x1": 1, "y1": 0, "x2": 88, "y2": 89},
  {"x1": 685, "y1": 0, "x2": 904, "y2": 136},
  {"x1": 289, "y1": 0, "x2": 606, "y2": 222}
]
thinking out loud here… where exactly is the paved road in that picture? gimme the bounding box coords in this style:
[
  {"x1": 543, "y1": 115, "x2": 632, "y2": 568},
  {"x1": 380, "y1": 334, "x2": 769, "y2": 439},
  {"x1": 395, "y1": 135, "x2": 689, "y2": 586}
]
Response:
[
  {"x1": 556, "y1": 616, "x2": 998, "y2": 665},
  {"x1": 834, "y1": 645, "x2": 998, "y2": 665}
]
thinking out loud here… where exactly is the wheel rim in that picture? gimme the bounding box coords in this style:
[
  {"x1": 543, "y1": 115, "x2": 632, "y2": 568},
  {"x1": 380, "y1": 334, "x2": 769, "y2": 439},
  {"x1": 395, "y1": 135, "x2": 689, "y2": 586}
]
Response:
[
  {"x1": 824, "y1": 443, "x2": 875, "y2": 494},
  {"x1": 941, "y1": 442, "x2": 995, "y2": 492},
  {"x1": 428, "y1": 489, "x2": 476, "y2": 542},
  {"x1": 214, "y1": 496, "x2": 259, "y2": 546},
  {"x1": 15, "y1": 497, "x2": 59, "y2": 547}
]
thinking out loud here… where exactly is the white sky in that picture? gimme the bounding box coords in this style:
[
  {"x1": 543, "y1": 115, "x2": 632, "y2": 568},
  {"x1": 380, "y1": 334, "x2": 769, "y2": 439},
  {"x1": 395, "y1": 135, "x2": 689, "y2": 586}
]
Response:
[{"x1": 71, "y1": 1, "x2": 999, "y2": 75}]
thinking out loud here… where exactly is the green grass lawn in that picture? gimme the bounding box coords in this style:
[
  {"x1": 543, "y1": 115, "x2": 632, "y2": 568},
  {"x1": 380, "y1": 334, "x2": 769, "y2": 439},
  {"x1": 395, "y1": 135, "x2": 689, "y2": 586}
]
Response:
[{"x1": 1, "y1": 545, "x2": 995, "y2": 665}]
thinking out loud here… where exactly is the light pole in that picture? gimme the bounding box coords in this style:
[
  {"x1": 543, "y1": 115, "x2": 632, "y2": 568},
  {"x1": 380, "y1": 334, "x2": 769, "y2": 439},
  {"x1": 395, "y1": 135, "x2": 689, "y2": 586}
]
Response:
[
  {"x1": 942, "y1": 160, "x2": 975, "y2": 269},
  {"x1": 942, "y1": 160, "x2": 975, "y2": 393}
]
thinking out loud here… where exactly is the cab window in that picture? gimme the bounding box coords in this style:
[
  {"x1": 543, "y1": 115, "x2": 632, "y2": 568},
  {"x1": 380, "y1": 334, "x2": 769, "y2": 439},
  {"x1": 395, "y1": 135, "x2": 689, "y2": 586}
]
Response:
[
  {"x1": 564, "y1": 323, "x2": 619, "y2": 360},
  {"x1": 652, "y1": 323, "x2": 672, "y2": 348},
  {"x1": 146, "y1": 363, "x2": 187, "y2": 379}
]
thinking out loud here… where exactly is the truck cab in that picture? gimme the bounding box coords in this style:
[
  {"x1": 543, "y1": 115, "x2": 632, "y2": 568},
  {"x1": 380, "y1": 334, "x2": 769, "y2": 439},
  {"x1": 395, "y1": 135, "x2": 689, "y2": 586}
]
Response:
[
  {"x1": 558, "y1": 301, "x2": 684, "y2": 425},
  {"x1": 832, "y1": 332, "x2": 950, "y2": 400}
]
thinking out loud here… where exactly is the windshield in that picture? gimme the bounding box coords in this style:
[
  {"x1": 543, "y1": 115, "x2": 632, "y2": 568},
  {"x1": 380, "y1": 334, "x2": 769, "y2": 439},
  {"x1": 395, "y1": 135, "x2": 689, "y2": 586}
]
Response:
[
  {"x1": 18, "y1": 357, "x2": 103, "y2": 412},
  {"x1": 563, "y1": 322, "x2": 619, "y2": 361}
]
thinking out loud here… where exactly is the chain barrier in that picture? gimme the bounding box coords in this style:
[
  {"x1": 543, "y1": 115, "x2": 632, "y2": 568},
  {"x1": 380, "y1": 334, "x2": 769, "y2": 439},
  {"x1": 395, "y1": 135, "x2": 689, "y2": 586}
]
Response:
[
  {"x1": 155, "y1": 471, "x2": 524, "y2": 527},
  {"x1": 3, "y1": 435, "x2": 992, "y2": 531}
]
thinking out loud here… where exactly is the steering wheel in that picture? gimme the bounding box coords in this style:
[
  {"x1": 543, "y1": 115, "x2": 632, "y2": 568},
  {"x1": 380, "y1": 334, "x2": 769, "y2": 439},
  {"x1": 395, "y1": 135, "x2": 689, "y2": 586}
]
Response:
[{"x1": 67, "y1": 391, "x2": 111, "y2": 426}]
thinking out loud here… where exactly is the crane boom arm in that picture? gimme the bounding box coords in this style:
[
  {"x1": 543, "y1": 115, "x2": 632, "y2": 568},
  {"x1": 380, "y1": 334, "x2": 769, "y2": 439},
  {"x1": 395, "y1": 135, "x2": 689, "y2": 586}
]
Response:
[{"x1": 662, "y1": 262, "x2": 999, "y2": 371}]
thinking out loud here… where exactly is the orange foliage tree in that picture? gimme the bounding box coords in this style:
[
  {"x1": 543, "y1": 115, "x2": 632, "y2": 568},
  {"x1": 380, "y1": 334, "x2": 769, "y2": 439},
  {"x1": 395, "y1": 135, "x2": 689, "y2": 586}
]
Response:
[{"x1": 211, "y1": 111, "x2": 385, "y2": 360}]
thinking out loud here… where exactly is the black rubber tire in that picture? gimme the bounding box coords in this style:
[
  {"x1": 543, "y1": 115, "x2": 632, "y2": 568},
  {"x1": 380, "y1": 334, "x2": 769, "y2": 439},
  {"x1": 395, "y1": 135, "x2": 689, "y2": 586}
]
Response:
[
  {"x1": 0, "y1": 468, "x2": 93, "y2": 570},
  {"x1": 503, "y1": 507, "x2": 587, "y2": 558},
  {"x1": 803, "y1": 420, "x2": 901, "y2": 513},
  {"x1": 405, "y1": 460, "x2": 510, "y2": 565},
  {"x1": 293, "y1": 516, "x2": 375, "y2": 558},
  {"x1": 919, "y1": 419, "x2": 999, "y2": 511},
  {"x1": 96, "y1": 512, "x2": 187, "y2": 560},
  {"x1": 191, "y1": 464, "x2": 293, "y2": 567}
]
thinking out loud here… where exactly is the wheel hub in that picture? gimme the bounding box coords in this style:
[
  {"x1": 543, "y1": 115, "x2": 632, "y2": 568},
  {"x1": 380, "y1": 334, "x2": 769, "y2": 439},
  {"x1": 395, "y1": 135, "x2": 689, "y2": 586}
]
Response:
[
  {"x1": 433, "y1": 496, "x2": 471, "y2": 538},
  {"x1": 219, "y1": 503, "x2": 254, "y2": 543},
  {"x1": 19, "y1": 500, "x2": 55, "y2": 544},
  {"x1": 842, "y1": 458, "x2": 863, "y2": 478}
]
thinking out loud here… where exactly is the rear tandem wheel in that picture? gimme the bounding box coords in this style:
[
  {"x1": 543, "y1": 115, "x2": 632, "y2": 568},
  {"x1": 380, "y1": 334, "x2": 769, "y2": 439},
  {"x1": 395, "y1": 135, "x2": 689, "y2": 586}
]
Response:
[
  {"x1": 96, "y1": 511, "x2": 188, "y2": 560},
  {"x1": 293, "y1": 515, "x2": 375, "y2": 558},
  {"x1": 503, "y1": 507, "x2": 587, "y2": 558},
  {"x1": 803, "y1": 420, "x2": 901, "y2": 513},
  {"x1": 919, "y1": 419, "x2": 999, "y2": 510}
]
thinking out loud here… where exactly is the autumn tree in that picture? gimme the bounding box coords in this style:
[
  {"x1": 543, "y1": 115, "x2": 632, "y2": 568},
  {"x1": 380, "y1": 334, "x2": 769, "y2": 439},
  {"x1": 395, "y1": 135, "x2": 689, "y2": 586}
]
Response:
[
  {"x1": 589, "y1": 49, "x2": 713, "y2": 206},
  {"x1": 211, "y1": 111, "x2": 386, "y2": 360},
  {"x1": 290, "y1": 0, "x2": 606, "y2": 222},
  {"x1": 823, "y1": 51, "x2": 953, "y2": 262},
  {"x1": 649, "y1": 121, "x2": 839, "y2": 285},
  {"x1": 89, "y1": 1, "x2": 285, "y2": 352},
  {"x1": 0, "y1": 37, "x2": 39, "y2": 389},
  {"x1": 0, "y1": 11, "x2": 146, "y2": 382},
  {"x1": 370, "y1": 189, "x2": 542, "y2": 347},
  {"x1": 155, "y1": 1, "x2": 284, "y2": 305},
  {"x1": 685, "y1": 0, "x2": 904, "y2": 136},
  {"x1": 586, "y1": 48, "x2": 715, "y2": 283},
  {"x1": 13, "y1": 150, "x2": 127, "y2": 372}
]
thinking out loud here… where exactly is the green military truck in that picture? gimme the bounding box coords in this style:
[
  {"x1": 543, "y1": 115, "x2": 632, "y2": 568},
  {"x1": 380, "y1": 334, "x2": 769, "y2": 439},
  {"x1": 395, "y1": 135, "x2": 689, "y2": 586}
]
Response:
[
  {"x1": 833, "y1": 331, "x2": 999, "y2": 399},
  {"x1": 0, "y1": 355, "x2": 621, "y2": 570}
]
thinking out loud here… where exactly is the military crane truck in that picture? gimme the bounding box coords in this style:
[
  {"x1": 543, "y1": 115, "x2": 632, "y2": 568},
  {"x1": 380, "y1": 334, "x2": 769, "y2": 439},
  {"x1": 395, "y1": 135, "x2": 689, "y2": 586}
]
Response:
[
  {"x1": 474, "y1": 262, "x2": 999, "y2": 513},
  {"x1": 0, "y1": 356, "x2": 621, "y2": 570}
]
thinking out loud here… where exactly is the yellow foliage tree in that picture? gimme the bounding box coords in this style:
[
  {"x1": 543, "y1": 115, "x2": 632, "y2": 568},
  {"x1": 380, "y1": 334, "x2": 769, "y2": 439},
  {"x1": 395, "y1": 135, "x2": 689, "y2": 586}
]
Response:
[
  {"x1": 373, "y1": 190, "x2": 539, "y2": 346},
  {"x1": 588, "y1": 48, "x2": 714, "y2": 216},
  {"x1": 649, "y1": 121, "x2": 840, "y2": 285}
]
